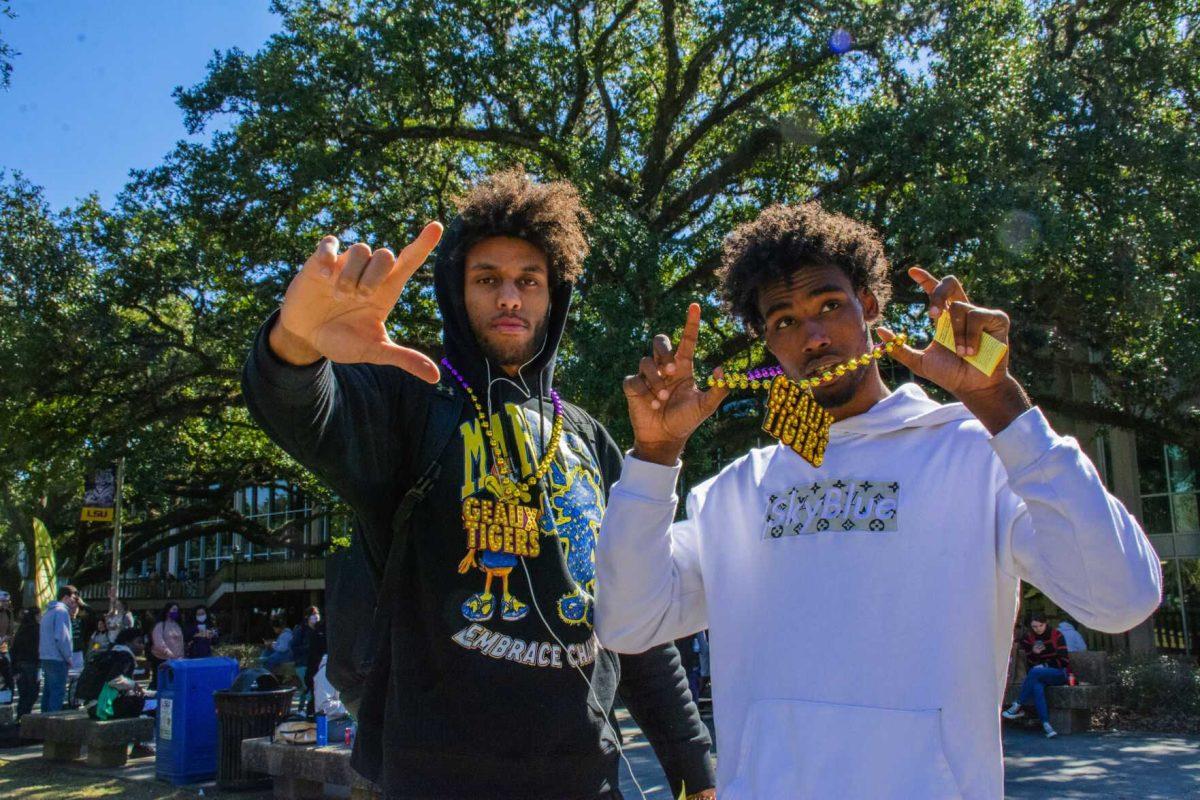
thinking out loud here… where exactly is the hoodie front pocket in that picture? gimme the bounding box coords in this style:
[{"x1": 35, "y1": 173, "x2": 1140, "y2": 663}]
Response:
[{"x1": 724, "y1": 698, "x2": 963, "y2": 800}]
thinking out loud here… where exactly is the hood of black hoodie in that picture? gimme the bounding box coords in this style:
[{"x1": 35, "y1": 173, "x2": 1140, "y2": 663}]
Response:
[{"x1": 433, "y1": 217, "x2": 574, "y2": 402}]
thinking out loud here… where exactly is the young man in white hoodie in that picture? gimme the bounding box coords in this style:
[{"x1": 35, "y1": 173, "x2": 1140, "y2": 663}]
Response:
[{"x1": 594, "y1": 203, "x2": 1162, "y2": 799}]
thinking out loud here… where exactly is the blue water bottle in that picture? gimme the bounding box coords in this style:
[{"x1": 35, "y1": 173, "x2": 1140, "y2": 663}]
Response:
[{"x1": 315, "y1": 711, "x2": 328, "y2": 746}]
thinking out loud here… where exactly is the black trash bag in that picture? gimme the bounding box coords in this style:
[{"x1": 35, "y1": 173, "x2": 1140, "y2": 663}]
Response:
[{"x1": 229, "y1": 668, "x2": 281, "y2": 693}]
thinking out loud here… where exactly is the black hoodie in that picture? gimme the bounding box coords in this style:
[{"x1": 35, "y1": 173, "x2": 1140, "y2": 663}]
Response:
[{"x1": 242, "y1": 221, "x2": 714, "y2": 799}]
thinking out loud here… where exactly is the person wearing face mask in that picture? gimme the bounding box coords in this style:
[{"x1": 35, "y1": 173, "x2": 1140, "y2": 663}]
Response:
[
  {"x1": 149, "y1": 603, "x2": 185, "y2": 689},
  {"x1": 185, "y1": 606, "x2": 219, "y2": 659}
]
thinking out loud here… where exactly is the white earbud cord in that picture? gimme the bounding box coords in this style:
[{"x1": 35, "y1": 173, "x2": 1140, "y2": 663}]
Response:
[
  {"x1": 480, "y1": 303, "x2": 648, "y2": 799},
  {"x1": 519, "y1": 557, "x2": 648, "y2": 800}
]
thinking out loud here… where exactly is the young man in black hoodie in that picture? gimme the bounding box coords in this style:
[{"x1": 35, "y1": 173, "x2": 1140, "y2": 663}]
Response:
[{"x1": 243, "y1": 170, "x2": 715, "y2": 800}]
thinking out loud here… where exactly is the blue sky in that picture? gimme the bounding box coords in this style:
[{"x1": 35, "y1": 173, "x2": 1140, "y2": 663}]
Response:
[{"x1": 0, "y1": 1, "x2": 281, "y2": 211}]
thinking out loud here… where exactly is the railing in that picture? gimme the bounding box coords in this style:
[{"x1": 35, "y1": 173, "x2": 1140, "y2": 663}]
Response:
[
  {"x1": 1154, "y1": 608, "x2": 1199, "y2": 654},
  {"x1": 79, "y1": 576, "x2": 207, "y2": 602},
  {"x1": 204, "y1": 557, "x2": 326, "y2": 597}
]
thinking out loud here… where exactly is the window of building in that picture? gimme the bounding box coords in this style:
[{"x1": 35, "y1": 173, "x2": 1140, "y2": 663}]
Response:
[{"x1": 1138, "y1": 437, "x2": 1199, "y2": 653}]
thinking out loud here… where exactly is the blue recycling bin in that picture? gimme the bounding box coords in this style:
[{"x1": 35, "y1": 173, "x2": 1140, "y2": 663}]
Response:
[{"x1": 155, "y1": 656, "x2": 239, "y2": 784}]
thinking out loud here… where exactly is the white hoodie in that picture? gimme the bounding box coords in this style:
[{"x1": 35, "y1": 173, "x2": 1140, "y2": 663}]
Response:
[{"x1": 595, "y1": 385, "x2": 1161, "y2": 800}]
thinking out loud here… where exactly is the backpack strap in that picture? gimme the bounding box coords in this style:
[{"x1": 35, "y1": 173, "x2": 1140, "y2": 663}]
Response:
[{"x1": 374, "y1": 378, "x2": 462, "y2": 610}]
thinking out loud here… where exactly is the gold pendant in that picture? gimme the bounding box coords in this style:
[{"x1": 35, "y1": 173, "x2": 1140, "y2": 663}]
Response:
[
  {"x1": 461, "y1": 489, "x2": 543, "y2": 561},
  {"x1": 762, "y1": 376, "x2": 834, "y2": 467}
]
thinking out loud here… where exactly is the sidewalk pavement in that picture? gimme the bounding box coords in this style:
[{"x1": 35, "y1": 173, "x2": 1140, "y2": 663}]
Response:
[
  {"x1": 3, "y1": 707, "x2": 1197, "y2": 799},
  {"x1": 617, "y1": 706, "x2": 1200, "y2": 799},
  {"x1": 1003, "y1": 727, "x2": 1200, "y2": 799}
]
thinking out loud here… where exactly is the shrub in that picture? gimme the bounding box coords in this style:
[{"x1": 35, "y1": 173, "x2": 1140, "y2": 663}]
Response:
[{"x1": 1110, "y1": 653, "x2": 1200, "y2": 717}]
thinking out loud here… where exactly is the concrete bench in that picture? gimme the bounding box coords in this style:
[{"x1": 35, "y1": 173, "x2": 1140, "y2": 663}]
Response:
[
  {"x1": 19, "y1": 709, "x2": 154, "y2": 767},
  {"x1": 1007, "y1": 650, "x2": 1112, "y2": 735},
  {"x1": 0, "y1": 704, "x2": 16, "y2": 726},
  {"x1": 242, "y1": 735, "x2": 382, "y2": 799}
]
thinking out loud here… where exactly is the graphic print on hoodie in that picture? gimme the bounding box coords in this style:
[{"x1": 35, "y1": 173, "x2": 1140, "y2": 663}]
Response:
[
  {"x1": 451, "y1": 412, "x2": 606, "y2": 668},
  {"x1": 243, "y1": 216, "x2": 716, "y2": 798}
]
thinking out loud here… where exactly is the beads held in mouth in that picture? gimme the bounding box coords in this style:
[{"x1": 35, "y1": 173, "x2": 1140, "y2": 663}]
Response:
[{"x1": 705, "y1": 333, "x2": 907, "y2": 391}]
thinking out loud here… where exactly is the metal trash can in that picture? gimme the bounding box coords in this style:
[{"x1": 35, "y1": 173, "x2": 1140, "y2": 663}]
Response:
[{"x1": 214, "y1": 669, "x2": 295, "y2": 790}]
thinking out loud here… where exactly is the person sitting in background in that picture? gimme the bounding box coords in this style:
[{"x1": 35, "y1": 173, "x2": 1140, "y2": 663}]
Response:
[
  {"x1": 88, "y1": 616, "x2": 115, "y2": 653},
  {"x1": 0, "y1": 591, "x2": 14, "y2": 703},
  {"x1": 184, "y1": 606, "x2": 219, "y2": 658},
  {"x1": 12, "y1": 608, "x2": 40, "y2": 716},
  {"x1": 1057, "y1": 619, "x2": 1088, "y2": 652},
  {"x1": 1003, "y1": 613, "x2": 1071, "y2": 737},
  {"x1": 261, "y1": 615, "x2": 295, "y2": 675},
  {"x1": 88, "y1": 629, "x2": 156, "y2": 757},
  {"x1": 149, "y1": 603, "x2": 185, "y2": 689}
]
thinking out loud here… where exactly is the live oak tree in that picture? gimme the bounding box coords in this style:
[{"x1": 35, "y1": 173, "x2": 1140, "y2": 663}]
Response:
[{"x1": 3, "y1": 0, "x2": 1197, "y2": 590}]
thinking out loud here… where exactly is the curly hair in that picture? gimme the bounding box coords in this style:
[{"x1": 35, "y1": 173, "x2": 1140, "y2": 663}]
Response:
[
  {"x1": 718, "y1": 203, "x2": 892, "y2": 334},
  {"x1": 449, "y1": 168, "x2": 591, "y2": 285}
]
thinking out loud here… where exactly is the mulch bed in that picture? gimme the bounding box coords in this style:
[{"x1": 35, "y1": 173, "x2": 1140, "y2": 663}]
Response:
[{"x1": 1091, "y1": 706, "x2": 1200, "y2": 736}]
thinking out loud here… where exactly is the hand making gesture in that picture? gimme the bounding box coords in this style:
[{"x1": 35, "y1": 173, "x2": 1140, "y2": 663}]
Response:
[
  {"x1": 624, "y1": 303, "x2": 729, "y2": 466},
  {"x1": 878, "y1": 267, "x2": 1030, "y2": 434},
  {"x1": 269, "y1": 223, "x2": 445, "y2": 383}
]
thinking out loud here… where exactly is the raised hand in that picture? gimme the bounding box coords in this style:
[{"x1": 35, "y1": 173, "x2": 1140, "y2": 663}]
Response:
[
  {"x1": 878, "y1": 267, "x2": 1030, "y2": 434},
  {"x1": 623, "y1": 303, "x2": 728, "y2": 466},
  {"x1": 270, "y1": 223, "x2": 444, "y2": 383}
]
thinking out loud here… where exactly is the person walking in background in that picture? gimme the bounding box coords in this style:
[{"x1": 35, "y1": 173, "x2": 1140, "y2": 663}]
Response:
[
  {"x1": 69, "y1": 597, "x2": 86, "y2": 673},
  {"x1": 149, "y1": 603, "x2": 185, "y2": 689},
  {"x1": 40, "y1": 585, "x2": 79, "y2": 712},
  {"x1": 0, "y1": 591, "x2": 15, "y2": 702},
  {"x1": 290, "y1": 610, "x2": 311, "y2": 704},
  {"x1": 300, "y1": 606, "x2": 326, "y2": 717},
  {"x1": 12, "y1": 608, "x2": 41, "y2": 716},
  {"x1": 1004, "y1": 613, "x2": 1072, "y2": 737},
  {"x1": 185, "y1": 606, "x2": 219, "y2": 658}
]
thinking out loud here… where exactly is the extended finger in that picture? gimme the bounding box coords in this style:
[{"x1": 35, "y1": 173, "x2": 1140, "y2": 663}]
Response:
[
  {"x1": 380, "y1": 221, "x2": 444, "y2": 305},
  {"x1": 639, "y1": 356, "x2": 670, "y2": 405},
  {"x1": 929, "y1": 275, "x2": 969, "y2": 320},
  {"x1": 335, "y1": 243, "x2": 372, "y2": 300},
  {"x1": 357, "y1": 248, "x2": 396, "y2": 297},
  {"x1": 675, "y1": 302, "x2": 701, "y2": 368},
  {"x1": 908, "y1": 267, "x2": 939, "y2": 298},
  {"x1": 371, "y1": 341, "x2": 440, "y2": 384},
  {"x1": 303, "y1": 235, "x2": 341, "y2": 281},
  {"x1": 876, "y1": 326, "x2": 925, "y2": 377},
  {"x1": 651, "y1": 334, "x2": 676, "y2": 374}
]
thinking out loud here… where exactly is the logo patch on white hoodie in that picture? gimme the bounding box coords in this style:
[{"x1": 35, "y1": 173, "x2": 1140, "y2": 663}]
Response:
[{"x1": 762, "y1": 478, "x2": 900, "y2": 537}]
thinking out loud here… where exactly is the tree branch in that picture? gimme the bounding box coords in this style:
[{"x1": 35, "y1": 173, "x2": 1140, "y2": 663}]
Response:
[{"x1": 653, "y1": 126, "x2": 782, "y2": 228}]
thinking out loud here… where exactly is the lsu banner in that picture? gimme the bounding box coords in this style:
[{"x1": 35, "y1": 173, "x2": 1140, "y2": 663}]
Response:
[{"x1": 81, "y1": 466, "x2": 117, "y2": 522}]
